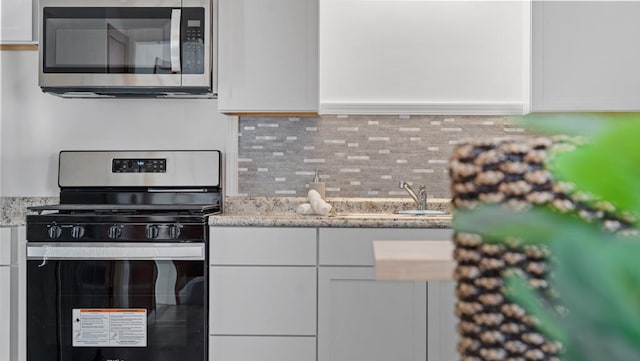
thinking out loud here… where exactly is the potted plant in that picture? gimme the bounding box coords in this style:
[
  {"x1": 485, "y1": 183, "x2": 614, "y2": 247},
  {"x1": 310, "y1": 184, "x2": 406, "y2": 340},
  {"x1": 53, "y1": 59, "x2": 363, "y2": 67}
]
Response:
[{"x1": 454, "y1": 114, "x2": 640, "y2": 361}]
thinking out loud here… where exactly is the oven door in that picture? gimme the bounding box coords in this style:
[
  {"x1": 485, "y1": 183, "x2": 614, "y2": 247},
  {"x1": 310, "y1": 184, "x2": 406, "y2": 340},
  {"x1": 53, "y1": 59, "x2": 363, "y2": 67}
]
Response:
[
  {"x1": 39, "y1": 0, "x2": 212, "y2": 91},
  {"x1": 26, "y1": 242, "x2": 207, "y2": 361}
]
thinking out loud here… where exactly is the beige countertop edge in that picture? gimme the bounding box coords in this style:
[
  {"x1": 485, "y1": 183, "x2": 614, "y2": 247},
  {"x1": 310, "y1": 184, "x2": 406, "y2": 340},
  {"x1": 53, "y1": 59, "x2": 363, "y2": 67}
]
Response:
[
  {"x1": 209, "y1": 213, "x2": 452, "y2": 228},
  {"x1": 373, "y1": 240, "x2": 455, "y2": 281}
]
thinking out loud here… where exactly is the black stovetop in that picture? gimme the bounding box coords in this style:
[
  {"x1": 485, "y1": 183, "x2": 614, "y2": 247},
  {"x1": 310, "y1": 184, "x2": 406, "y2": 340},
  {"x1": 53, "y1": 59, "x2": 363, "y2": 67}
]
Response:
[{"x1": 28, "y1": 203, "x2": 220, "y2": 215}]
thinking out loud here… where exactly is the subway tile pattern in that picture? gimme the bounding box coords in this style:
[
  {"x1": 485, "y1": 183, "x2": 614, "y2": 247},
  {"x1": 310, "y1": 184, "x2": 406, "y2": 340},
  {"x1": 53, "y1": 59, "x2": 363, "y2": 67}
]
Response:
[{"x1": 238, "y1": 115, "x2": 530, "y2": 198}]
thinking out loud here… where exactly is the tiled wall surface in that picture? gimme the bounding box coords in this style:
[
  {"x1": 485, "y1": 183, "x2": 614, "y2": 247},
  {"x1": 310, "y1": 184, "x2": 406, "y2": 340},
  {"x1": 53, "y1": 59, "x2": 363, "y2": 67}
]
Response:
[{"x1": 237, "y1": 115, "x2": 530, "y2": 198}]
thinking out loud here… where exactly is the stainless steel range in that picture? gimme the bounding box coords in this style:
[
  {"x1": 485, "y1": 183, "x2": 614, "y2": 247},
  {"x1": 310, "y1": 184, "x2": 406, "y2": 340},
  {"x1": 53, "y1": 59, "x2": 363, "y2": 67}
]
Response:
[{"x1": 26, "y1": 150, "x2": 221, "y2": 361}]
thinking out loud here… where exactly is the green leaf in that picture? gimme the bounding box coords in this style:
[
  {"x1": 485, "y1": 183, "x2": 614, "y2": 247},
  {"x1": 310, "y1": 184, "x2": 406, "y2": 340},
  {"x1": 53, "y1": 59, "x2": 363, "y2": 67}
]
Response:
[
  {"x1": 453, "y1": 113, "x2": 640, "y2": 361},
  {"x1": 455, "y1": 205, "x2": 640, "y2": 361},
  {"x1": 549, "y1": 117, "x2": 640, "y2": 215},
  {"x1": 504, "y1": 273, "x2": 567, "y2": 343},
  {"x1": 551, "y1": 237, "x2": 640, "y2": 348},
  {"x1": 569, "y1": 328, "x2": 640, "y2": 361},
  {"x1": 453, "y1": 206, "x2": 609, "y2": 245}
]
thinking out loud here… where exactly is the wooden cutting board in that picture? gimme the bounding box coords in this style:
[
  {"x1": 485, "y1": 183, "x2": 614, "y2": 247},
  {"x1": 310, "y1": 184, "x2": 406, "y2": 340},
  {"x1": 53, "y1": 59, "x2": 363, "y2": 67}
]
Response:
[{"x1": 373, "y1": 240, "x2": 455, "y2": 281}]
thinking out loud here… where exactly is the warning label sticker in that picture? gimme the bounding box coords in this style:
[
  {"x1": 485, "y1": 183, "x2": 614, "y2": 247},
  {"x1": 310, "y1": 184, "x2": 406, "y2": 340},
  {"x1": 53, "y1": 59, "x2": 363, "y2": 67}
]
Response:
[{"x1": 72, "y1": 308, "x2": 147, "y2": 347}]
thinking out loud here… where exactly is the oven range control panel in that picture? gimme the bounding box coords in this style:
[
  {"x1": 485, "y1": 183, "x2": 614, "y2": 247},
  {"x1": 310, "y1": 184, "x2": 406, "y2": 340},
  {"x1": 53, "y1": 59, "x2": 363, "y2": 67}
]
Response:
[
  {"x1": 27, "y1": 222, "x2": 206, "y2": 242},
  {"x1": 112, "y1": 158, "x2": 167, "y2": 173}
]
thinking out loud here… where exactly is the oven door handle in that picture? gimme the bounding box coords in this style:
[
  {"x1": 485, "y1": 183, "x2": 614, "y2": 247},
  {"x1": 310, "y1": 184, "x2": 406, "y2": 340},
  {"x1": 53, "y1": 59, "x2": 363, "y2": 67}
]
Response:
[{"x1": 27, "y1": 242, "x2": 205, "y2": 261}]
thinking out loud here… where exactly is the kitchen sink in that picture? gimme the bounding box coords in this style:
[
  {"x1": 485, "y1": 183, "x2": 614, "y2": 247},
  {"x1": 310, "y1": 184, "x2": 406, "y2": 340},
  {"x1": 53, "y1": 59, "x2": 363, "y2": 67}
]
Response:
[
  {"x1": 334, "y1": 210, "x2": 449, "y2": 219},
  {"x1": 393, "y1": 209, "x2": 449, "y2": 216},
  {"x1": 335, "y1": 213, "x2": 400, "y2": 219}
]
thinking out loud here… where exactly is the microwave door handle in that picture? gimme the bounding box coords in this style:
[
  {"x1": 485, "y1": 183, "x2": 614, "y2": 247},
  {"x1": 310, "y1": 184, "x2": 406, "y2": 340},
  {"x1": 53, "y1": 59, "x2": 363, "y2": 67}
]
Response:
[{"x1": 170, "y1": 9, "x2": 182, "y2": 73}]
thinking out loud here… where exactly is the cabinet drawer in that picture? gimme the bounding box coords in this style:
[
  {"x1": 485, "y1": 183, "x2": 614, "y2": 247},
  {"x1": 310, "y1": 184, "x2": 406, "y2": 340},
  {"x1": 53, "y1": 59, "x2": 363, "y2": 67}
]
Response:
[
  {"x1": 210, "y1": 227, "x2": 316, "y2": 265},
  {"x1": 210, "y1": 266, "x2": 316, "y2": 335},
  {"x1": 319, "y1": 228, "x2": 453, "y2": 266},
  {"x1": 0, "y1": 228, "x2": 12, "y2": 266},
  {"x1": 210, "y1": 336, "x2": 316, "y2": 361}
]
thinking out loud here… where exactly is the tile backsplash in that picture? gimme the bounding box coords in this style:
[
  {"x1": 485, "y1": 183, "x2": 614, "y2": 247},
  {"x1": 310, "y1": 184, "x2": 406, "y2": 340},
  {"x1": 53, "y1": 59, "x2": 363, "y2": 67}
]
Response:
[{"x1": 238, "y1": 115, "x2": 530, "y2": 198}]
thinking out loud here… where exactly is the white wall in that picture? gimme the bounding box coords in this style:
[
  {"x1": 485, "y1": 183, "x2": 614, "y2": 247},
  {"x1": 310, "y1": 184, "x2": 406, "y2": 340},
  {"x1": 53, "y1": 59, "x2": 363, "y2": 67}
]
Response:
[
  {"x1": 320, "y1": 0, "x2": 527, "y2": 114},
  {"x1": 0, "y1": 50, "x2": 233, "y2": 197}
]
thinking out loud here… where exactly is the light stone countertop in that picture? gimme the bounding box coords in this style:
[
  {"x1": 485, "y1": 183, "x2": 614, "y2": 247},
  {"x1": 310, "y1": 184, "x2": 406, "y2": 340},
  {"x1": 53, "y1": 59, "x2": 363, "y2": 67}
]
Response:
[
  {"x1": 1, "y1": 196, "x2": 453, "y2": 229},
  {"x1": 1, "y1": 197, "x2": 59, "y2": 226},
  {"x1": 211, "y1": 196, "x2": 453, "y2": 228}
]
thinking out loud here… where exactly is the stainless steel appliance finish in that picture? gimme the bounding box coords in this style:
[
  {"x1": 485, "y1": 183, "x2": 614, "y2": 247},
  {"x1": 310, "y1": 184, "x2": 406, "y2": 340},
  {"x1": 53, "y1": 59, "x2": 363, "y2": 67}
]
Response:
[
  {"x1": 38, "y1": 0, "x2": 216, "y2": 98},
  {"x1": 27, "y1": 242, "x2": 205, "y2": 261},
  {"x1": 26, "y1": 149, "x2": 221, "y2": 361},
  {"x1": 58, "y1": 150, "x2": 221, "y2": 188}
]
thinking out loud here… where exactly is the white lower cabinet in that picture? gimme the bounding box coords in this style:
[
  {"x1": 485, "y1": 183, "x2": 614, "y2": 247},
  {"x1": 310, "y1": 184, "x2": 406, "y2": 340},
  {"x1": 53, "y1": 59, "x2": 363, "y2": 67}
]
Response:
[
  {"x1": 209, "y1": 227, "x2": 317, "y2": 361},
  {"x1": 427, "y1": 280, "x2": 458, "y2": 361},
  {"x1": 210, "y1": 266, "x2": 316, "y2": 335},
  {"x1": 317, "y1": 228, "x2": 453, "y2": 361},
  {"x1": 208, "y1": 226, "x2": 456, "y2": 361},
  {"x1": 210, "y1": 336, "x2": 316, "y2": 361},
  {"x1": 0, "y1": 266, "x2": 10, "y2": 361},
  {"x1": 1, "y1": 226, "x2": 24, "y2": 361},
  {"x1": 318, "y1": 267, "x2": 426, "y2": 361},
  {"x1": 318, "y1": 228, "x2": 453, "y2": 266}
]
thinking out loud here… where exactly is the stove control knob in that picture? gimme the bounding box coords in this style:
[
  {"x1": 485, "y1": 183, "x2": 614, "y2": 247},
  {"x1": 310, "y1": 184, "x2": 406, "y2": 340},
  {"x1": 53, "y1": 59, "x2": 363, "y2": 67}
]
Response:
[
  {"x1": 71, "y1": 225, "x2": 85, "y2": 239},
  {"x1": 107, "y1": 225, "x2": 122, "y2": 240},
  {"x1": 48, "y1": 225, "x2": 62, "y2": 239},
  {"x1": 167, "y1": 225, "x2": 181, "y2": 239},
  {"x1": 145, "y1": 225, "x2": 160, "y2": 239}
]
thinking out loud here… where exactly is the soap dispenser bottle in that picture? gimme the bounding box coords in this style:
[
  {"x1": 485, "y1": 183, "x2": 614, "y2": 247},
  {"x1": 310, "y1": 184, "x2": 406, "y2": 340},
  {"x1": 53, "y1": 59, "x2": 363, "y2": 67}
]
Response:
[{"x1": 310, "y1": 169, "x2": 326, "y2": 199}]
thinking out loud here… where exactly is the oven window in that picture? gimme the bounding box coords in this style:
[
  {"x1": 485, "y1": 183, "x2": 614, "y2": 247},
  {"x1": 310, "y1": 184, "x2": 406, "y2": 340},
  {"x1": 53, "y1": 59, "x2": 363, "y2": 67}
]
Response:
[
  {"x1": 27, "y1": 260, "x2": 207, "y2": 361},
  {"x1": 42, "y1": 8, "x2": 176, "y2": 74}
]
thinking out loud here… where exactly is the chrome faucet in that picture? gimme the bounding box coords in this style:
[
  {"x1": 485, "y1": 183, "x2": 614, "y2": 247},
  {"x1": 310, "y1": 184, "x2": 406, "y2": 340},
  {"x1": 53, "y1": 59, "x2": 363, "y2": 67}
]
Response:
[{"x1": 399, "y1": 181, "x2": 427, "y2": 210}]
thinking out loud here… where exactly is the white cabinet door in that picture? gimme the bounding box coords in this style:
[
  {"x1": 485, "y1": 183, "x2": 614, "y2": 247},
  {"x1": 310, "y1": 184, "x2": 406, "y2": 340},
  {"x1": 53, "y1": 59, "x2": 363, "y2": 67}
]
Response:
[
  {"x1": 0, "y1": 267, "x2": 10, "y2": 361},
  {"x1": 427, "y1": 280, "x2": 458, "y2": 361},
  {"x1": 0, "y1": 228, "x2": 11, "y2": 265},
  {"x1": 0, "y1": 228, "x2": 12, "y2": 361},
  {"x1": 210, "y1": 266, "x2": 316, "y2": 335},
  {"x1": 0, "y1": 0, "x2": 33, "y2": 42},
  {"x1": 318, "y1": 267, "x2": 427, "y2": 361},
  {"x1": 320, "y1": 0, "x2": 526, "y2": 114},
  {"x1": 217, "y1": 0, "x2": 318, "y2": 113},
  {"x1": 16, "y1": 226, "x2": 27, "y2": 361},
  {"x1": 0, "y1": 226, "x2": 21, "y2": 361},
  {"x1": 211, "y1": 336, "x2": 316, "y2": 361},
  {"x1": 532, "y1": 1, "x2": 640, "y2": 111}
]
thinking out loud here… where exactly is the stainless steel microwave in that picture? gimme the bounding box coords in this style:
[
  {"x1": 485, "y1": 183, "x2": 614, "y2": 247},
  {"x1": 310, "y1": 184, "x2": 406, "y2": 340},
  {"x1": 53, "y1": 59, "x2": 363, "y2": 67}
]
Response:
[{"x1": 39, "y1": 0, "x2": 216, "y2": 98}]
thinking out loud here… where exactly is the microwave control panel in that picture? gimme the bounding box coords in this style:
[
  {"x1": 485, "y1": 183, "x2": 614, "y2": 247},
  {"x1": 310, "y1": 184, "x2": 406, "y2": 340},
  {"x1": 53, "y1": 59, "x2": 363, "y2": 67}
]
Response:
[{"x1": 182, "y1": 8, "x2": 205, "y2": 74}]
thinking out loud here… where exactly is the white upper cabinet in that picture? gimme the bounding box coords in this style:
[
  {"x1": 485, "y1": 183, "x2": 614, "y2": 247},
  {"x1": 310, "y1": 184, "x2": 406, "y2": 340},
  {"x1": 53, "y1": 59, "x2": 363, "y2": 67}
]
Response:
[
  {"x1": 320, "y1": 0, "x2": 529, "y2": 115},
  {"x1": 217, "y1": 0, "x2": 319, "y2": 114},
  {"x1": 532, "y1": 1, "x2": 640, "y2": 111},
  {"x1": 0, "y1": 0, "x2": 33, "y2": 42}
]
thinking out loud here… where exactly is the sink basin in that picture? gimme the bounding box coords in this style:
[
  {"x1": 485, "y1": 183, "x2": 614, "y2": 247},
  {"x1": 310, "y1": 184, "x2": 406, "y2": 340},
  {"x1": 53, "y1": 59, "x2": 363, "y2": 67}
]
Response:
[
  {"x1": 334, "y1": 210, "x2": 449, "y2": 219},
  {"x1": 393, "y1": 210, "x2": 449, "y2": 216},
  {"x1": 335, "y1": 213, "x2": 401, "y2": 219}
]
